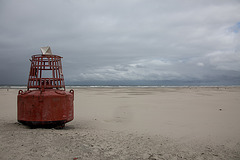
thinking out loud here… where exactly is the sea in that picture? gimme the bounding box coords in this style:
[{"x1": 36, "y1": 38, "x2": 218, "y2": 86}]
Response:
[{"x1": 1, "y1": 79, "x2": 239, "y2": 89}]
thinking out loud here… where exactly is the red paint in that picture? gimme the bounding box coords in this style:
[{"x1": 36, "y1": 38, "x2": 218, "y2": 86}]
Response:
[{"x1": 17, "y1": 53, "x2": 74, "y2": 127}]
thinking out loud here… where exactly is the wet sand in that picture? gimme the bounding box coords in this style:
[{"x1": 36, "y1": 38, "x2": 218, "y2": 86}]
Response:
[{"x1": 0, "y1": 87, "x2": 240, "y2": 159}]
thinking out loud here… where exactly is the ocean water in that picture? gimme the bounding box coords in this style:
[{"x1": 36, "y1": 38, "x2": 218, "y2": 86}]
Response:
[
  {"x1": 1, "y1": 79, "x2": 239, "y2": 89},
  {"x1": 65, "y1": 79, "x2": 240, "y2": 87}
]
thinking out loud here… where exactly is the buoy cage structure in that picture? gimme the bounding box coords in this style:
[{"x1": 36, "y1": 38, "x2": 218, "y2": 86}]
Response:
[{"x1": 17, "y1": 50, "x2": 74, "y2": 128}]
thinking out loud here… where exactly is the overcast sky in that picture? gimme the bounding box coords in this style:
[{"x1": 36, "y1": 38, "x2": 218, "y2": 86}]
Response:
[{"x1": 0, "y1": 0, "x2": 240, "y2": 85}]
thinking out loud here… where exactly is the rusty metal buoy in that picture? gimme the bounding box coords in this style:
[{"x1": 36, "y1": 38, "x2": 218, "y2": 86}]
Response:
[{"x1": 17, "y1": 47, "x2": 74, "y2": 128}]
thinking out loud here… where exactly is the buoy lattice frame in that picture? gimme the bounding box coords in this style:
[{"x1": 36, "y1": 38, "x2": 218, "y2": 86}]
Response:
[{"x1": 27, "y1": 54, "x2": 65, "y2": 90}]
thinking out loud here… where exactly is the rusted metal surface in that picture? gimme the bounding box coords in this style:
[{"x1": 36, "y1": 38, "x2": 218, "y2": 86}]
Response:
[
  {"x1": 18, "y1": 89, "x2": 74, "y2": 126},
  {"x1": 17, "y1": 50, "x2": 74, "y2": 128}
]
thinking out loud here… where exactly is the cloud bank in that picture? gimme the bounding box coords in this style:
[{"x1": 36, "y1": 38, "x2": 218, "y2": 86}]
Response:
[{"x1": 0, "y1": 0, "x2": 240, "y2": 85}]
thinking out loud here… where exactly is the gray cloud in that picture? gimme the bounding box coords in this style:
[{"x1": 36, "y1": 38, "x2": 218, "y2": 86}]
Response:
[{"x1": 0, "y1": 0, "x2": 240, "y2": 85}]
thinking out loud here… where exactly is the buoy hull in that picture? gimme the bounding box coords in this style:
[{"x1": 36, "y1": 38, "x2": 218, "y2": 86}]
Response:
[{"x1": 17, "y1": 89, "x2": 74, "y2": 127}]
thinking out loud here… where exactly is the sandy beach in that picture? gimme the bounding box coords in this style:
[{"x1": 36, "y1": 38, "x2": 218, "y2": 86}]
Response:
[{"x1": 0, "y1": 87, "x2": 240, "y2": 160}]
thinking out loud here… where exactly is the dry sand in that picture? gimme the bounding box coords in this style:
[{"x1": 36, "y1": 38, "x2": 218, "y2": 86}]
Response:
[{"x1": 0, "y1": 87, "x2": 240, "y2": 160}]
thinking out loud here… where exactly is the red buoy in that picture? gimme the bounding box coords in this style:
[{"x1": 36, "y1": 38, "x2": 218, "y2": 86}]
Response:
[{"x1": 17, "y1": 47, "x2": 74, "y2": 128}]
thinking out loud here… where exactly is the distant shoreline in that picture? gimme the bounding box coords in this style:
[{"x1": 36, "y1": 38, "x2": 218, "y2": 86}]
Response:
[{"x1": 1, "y1": 85, "x2": 240, "y2": 89}]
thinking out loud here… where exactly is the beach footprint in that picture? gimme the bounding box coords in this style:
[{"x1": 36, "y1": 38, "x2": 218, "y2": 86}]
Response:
[
  {"x1": 103, "y1": 105, "x2": 133, "y2": 124},
  {"x1": 114, "y1": 105, "x2": 133, "y2": 123}
]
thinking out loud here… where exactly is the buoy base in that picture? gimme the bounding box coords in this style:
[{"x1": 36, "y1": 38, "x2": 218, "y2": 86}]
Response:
[
  {"x1": 18, "y1": 120, "x2": 66, "y2": 129},
  {"x1": 17, "y1": 89, "x2": 74, "y2": 128}
]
